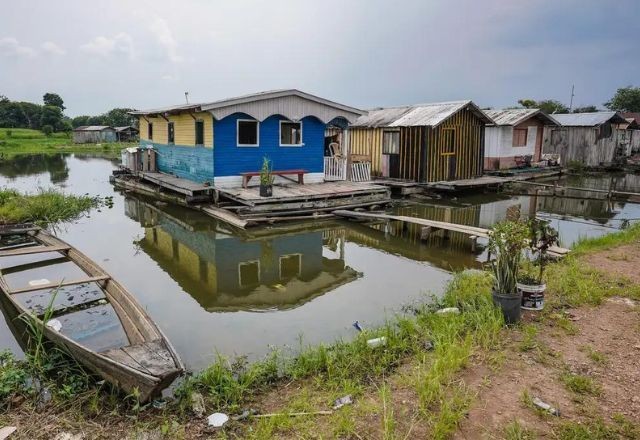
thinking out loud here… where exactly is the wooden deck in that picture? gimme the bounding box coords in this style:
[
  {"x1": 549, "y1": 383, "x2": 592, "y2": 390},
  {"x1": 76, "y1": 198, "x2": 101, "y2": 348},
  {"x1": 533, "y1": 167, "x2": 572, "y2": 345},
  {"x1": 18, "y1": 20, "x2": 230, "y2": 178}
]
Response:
[{"x1": 138, "y1": 172, "x2": 212, "y2": 197}]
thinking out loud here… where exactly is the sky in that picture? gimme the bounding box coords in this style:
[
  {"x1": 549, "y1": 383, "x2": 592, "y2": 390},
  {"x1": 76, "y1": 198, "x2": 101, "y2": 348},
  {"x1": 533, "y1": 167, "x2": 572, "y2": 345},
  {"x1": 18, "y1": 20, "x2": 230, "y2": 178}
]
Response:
[{"x1": 0, "y1": 0, "x2": 638, "y2": 116}]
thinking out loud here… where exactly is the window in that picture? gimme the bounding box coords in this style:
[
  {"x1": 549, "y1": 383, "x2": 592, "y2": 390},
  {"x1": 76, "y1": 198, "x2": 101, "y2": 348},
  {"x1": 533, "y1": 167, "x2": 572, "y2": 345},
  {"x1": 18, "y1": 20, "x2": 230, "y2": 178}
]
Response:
[
  {"x1": 513, "y1": 128, "x2": 528, "y2": 147},
  {"x1": 167, "y1": 122, "x2": 175, "y2": 144},
  {"x1": 442, "y1": 128, "x2": 455, "y2": 154},
  {"x1": 382, "y1": 130, "x2": 400, "y2": 154},
  {"x1": 148, "y1": 122, "x2": 153, "y2": 140},
  {"x1": 237, "y1": 119, "x2": 259, "y2": 146},
  {"x1": 195, "y1": 120, "x2": 204, "y2": 146},
  {"x1": 280, "y1": 121, "x2": 302, "y2": 146},
  {"x1": 238, "y1": 260, "x2": 260, "y2": 287},
  {"x1": 280, "y1": 254, "x2": 301, "y2": 280}
]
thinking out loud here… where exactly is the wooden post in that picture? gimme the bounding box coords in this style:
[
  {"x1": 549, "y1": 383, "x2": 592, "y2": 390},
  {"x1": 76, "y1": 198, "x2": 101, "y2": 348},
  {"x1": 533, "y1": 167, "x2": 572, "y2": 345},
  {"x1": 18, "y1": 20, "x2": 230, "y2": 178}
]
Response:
[
  {"x1": 344, "y1": 128, "x2": 351, "y2": 181},
  {"x1": 469, "y1": 235, "x2": 478, "y2": 252}
]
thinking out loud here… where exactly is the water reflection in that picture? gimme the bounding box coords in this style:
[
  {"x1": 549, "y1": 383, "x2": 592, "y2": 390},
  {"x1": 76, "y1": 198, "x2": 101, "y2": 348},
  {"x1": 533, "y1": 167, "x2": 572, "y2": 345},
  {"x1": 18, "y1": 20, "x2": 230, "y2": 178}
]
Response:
[{"x1": 0, "y1": 154, "x2": 70, "y2": 184}]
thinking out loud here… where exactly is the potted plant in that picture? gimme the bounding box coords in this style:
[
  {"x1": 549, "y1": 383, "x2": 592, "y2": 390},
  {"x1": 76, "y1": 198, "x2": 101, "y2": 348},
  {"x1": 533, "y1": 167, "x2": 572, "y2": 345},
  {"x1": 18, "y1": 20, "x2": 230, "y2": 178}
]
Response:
[
  {"x1": 487, "y1": 219, "x2": 530, "y2": 324},
  {"x1": 518, "y1": 219, "x2": 559, "y2": 311},
  {"x1": 259, "y1": 156, "x2": 274, "y2": 197}
]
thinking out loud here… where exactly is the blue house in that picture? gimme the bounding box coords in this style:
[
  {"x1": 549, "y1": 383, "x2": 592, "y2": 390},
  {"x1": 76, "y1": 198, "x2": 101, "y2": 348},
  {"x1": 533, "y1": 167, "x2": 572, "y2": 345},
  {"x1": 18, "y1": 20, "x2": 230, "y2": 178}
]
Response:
[{"x1": 131, "y1": 90, "x2": 364, "y2": 188}]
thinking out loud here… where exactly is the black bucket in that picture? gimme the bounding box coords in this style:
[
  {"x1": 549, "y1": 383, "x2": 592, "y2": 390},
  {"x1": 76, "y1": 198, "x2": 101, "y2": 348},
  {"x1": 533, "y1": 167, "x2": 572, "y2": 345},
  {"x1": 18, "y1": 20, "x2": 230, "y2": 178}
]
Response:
[
  {"x1": 492, "y1": 291, "x2": 522, "y2": 324},
  {"x1": 517, "y1": 283, "x2": 546, "y2": 311},
  {"x1": 259, "y1": 184, "x2": 273, "y2": 197}
]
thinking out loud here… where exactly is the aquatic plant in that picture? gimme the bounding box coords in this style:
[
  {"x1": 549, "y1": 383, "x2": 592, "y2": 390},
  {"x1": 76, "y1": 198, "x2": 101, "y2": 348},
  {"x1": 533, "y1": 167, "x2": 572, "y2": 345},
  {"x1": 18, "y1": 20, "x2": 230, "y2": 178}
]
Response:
[
  {"x1": 0, "y1": 188, "x2": 99, "y2": 226},
  {"x1": 487, "y1": 220, "x2": 530, "y2": 295}
]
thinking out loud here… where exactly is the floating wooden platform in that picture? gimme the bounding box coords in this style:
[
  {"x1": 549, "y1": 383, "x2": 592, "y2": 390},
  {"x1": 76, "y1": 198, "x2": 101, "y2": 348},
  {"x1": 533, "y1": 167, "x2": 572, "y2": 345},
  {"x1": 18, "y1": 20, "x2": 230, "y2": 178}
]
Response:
[
  {"x1": 138, "y1": 172, "x2": 212, "y2": 199},
  {"x1": 333, "y1": 210, "x2": 571, "y2": 258}
]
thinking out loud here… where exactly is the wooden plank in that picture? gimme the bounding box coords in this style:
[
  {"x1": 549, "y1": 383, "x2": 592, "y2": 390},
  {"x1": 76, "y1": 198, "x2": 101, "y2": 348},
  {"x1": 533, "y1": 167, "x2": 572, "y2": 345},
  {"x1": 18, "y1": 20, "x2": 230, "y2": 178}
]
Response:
[
  {"x1": 10, "y1": 275, "x2": 110, "y2": 295},
  {"x1": 15, "y1": 282, "x2": 106, "y2": 316},
  {"x1": 200, "y1": 205, "x2": 249, "y2": 229},
  {"x1": 0, "y1": 225, "x2": 40, "y2": 236},
  {"x1": 0, "y1": 244, "x2": 70, "y2": 257},
  {"x1": 121, "y1": 340, "x2": 175, "y2": 377},
  {"x1": 1, "y1": 256, "x2": 68, "y2": 275},
  {"x1": 101, "y1": 347, "x2": 152, "y2": 375}
]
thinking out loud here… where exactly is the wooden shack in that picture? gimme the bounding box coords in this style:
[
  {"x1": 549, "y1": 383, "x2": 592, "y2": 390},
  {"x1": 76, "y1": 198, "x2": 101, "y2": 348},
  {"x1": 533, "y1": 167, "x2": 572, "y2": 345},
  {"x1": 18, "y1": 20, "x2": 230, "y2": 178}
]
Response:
[
  {"x1": 542, "y1": 112, "x2": 630, "y2": 168},
  {"x1": 349, "y1": 101, "x2": 493, "y2": 182},
  {"x1": 484, "y1": 109, "x2": 559, "y2": 170},
  {"x1": 115, "y1": 126, "x2": 139, "y2": 142},
  {"x1": 72, "y1": 126, "x2": 117, "y2": 144}
]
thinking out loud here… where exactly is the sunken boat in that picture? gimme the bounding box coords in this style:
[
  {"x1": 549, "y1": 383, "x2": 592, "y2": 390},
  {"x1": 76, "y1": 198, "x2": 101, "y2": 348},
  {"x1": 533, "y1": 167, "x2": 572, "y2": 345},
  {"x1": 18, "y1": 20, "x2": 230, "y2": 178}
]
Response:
[{"x1": 0, "y1": 224, "x2": 184, "y2": 402}]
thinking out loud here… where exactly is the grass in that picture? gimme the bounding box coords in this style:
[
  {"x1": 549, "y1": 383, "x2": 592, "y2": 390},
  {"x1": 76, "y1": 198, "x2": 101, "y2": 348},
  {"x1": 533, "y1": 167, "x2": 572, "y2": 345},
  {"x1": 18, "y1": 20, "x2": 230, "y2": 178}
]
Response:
[
  {"x1": 0, "y1": 128, "x2": 129, "y2": 157},
  {"x1": 503, "y1": 419, "x2": 536, "y2": 440},
  {"x1": 555, "y1": 417, "x2": 639, "y2": 440},
  {"x1": 579, "y1": 346, "x2": 608, "y2": 366},
  {"x1": 560, "y1": 372, "x2": 601, "y2": 396},
  {"x1": 0, "y1": 188, "x2": 101, "y2": 225}
]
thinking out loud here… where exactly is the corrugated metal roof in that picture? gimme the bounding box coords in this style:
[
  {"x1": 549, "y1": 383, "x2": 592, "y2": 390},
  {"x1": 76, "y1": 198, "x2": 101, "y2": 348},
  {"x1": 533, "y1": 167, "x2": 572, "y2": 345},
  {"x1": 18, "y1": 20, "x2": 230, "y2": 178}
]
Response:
[
  {"x1": 73, "y1": 125, "x2": 114, "y2": 131},
  {"x1": 352, "y1": 100, "x2": 493, "y2": 128},
  {"x1": 129, "y1": 103, "x2": 203, "y2": 116},
  {"x1": 115, "y1": 126, "x2": 139, "y2": 132},
  {"x1": 552, "y1": 111, "x2": 626, "y2": 127},
  {"x1": 484, "y1": 108, "x2": 559, "y2": 126}
]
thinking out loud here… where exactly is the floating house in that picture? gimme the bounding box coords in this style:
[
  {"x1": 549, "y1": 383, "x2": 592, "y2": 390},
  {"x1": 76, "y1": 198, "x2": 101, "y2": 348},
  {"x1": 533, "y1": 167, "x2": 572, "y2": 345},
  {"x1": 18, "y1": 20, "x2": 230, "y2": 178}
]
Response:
[
  {"x1": 349, "y1": 101, "x2": 493, "y2": 182},
  {"x1": 483, "y1": 109, "x2": 559, "y2": 170},
  {"x1": 72, "y1": 126, "x2": 117, "y2": 144},
  {"x1": 130, "y1": 90, "x2": 364, "y2": 187},
  {"x1": 542, "y1": 112, "x2": 631, "y2": 167}
]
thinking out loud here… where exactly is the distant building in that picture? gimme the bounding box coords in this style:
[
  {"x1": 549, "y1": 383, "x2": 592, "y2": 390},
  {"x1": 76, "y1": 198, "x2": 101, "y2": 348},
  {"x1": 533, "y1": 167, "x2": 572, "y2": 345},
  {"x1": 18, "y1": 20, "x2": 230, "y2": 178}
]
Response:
[
  {"x1": 72, "y1": 126, "x2": 117, "y2": 144},
  {"x1": 542, "y1": 112, "x2": 631, "y2": 167},
  {"x1": 349, "y1": 101, "x2": 493, "y2": 182},
  {"x1": 115, "y1": 126, "x2": 139, "y2": 142},
  {"x1": 483, "y1": 109, "x2": 559, "y2": 170}
]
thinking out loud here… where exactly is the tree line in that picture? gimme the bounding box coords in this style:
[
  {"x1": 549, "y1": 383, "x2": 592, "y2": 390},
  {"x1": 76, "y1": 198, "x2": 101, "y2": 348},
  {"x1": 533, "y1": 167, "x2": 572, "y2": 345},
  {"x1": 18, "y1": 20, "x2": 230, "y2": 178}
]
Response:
[
  {"x1": 512, "y1": 86, "x2": 640, "y2": 114},
  {"x1": 0, "y1": 92, "x2": 137, "y2": 134}
]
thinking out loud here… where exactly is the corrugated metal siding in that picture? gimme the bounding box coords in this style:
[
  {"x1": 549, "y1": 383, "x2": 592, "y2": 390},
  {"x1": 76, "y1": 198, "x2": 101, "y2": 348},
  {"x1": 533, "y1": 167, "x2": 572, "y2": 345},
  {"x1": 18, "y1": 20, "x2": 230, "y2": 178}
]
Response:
[
  {"x1": 349, "y1": 127, "x2": 384, "y2": 175},
  {"x1": 213, "y1": 113, "x2": 325, "y2": 177}
]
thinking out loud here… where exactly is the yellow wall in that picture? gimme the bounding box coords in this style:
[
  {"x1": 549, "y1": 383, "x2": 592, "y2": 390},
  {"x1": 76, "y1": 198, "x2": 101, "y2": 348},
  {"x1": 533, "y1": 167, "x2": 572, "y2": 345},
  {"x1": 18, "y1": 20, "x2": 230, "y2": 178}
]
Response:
[
  {"x1": 139, "y1": 111, "x2": 213, "y2": 148},
  {"x1": 349, "y1": 128, "x2": 384, "y2": 176}
]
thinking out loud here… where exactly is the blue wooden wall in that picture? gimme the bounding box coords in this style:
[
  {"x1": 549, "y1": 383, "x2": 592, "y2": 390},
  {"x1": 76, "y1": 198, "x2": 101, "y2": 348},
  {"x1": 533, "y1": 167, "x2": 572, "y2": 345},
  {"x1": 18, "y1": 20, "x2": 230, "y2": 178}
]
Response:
[
  {"x1": 147, "y1": 142, "x2": 214, "y2": 183},
  {"x1": 213, "y1": 113, "x2": 325, "y2": 176}
]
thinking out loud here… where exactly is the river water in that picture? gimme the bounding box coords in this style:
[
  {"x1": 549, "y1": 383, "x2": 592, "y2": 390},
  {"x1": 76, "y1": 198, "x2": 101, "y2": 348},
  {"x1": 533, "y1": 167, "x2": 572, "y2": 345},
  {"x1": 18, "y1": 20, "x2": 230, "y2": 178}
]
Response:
[{"x1": 1, "y1": 153, "x2": 638, "y2": 371}]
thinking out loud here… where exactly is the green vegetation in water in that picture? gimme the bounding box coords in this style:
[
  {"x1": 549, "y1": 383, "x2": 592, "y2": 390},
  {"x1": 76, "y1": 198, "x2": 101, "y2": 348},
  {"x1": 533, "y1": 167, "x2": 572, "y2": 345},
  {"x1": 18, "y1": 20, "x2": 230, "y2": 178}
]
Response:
[
  {"x1": 0, "y1": 188, "x2": 102, "y2": 226},
  {"x1": 0, "y1": 128, "x2": 130, "y2": 157}
]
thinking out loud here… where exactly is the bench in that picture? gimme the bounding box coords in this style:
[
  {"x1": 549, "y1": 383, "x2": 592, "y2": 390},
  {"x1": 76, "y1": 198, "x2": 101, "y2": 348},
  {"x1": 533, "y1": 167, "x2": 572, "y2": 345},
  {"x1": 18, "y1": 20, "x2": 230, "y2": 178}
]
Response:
[{"x1": 241, "y1": 169, "x2": 307, "y2": 188}]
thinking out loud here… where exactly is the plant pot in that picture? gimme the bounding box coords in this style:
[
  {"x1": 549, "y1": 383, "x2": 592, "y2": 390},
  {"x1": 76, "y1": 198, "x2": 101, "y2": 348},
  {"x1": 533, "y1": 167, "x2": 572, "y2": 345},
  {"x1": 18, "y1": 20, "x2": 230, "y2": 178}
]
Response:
[
  {"x1": 517, "y1": 282, "x2": 546, "y2": 311},
  {"x1": 259, "y1": 184, "x2": 273, "y2": 197},
  {"x1": 492, "y1": 290, "x2": 522, "y2": 324}
]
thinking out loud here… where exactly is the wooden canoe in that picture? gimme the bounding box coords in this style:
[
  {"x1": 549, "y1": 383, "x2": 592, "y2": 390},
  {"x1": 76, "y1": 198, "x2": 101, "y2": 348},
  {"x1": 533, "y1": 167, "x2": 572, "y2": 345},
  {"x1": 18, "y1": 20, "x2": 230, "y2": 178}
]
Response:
[{"x1": 0, "y1": 224, "x2": 184, "y2": 402}]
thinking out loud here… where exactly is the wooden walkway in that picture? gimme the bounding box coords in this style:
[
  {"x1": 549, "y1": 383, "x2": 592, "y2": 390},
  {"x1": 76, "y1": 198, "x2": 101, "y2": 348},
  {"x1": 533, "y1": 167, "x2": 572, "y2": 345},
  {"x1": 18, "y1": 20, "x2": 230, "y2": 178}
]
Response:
[
  {"x1": 138, "y1": 172, "x2": 212, "y2": 197},
  {"x1": 333, "y1": 210, "x2": 571, "y2": 258}
]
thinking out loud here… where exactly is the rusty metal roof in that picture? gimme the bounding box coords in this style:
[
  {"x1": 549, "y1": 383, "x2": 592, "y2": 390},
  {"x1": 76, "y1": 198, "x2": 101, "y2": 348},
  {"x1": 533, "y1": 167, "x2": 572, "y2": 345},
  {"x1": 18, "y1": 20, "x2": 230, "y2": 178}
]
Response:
[
  {"x1": 551, "y1": 111, "x2": 627, "y2": 127},
  {"x1": 484, "y1": 109, "x2": 559, "y2": 126},
  {"x1": 352, "y1": 100, "x2": 493, "y2": 128}
]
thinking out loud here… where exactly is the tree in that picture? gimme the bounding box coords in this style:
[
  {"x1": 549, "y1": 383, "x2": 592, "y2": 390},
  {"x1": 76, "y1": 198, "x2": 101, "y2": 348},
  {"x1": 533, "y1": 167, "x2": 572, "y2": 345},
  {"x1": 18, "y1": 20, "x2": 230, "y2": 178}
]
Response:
[
  {"x1": 103, "y1": 108, "x2": 137, "y2": 127},
  {"x1": 517, "y1": 99, "x2": 537, "y2": 109},
  {"x1": 517, "y1": 99, "x2": 569, "y2": 114},
  {"x1": 572, "y1": 105, "x2": 598, "y2": 113},
  {"x1": 42, "y1": 125, "x2": 54, "y2": 136},
  {"x1": 71, "y1": 115, "x2": 92, "y2": 128},
  {"x1": 43, "y1": 92, "x2": 65, "y2": 111},
  {"x1": 605, "y1": 86, "x2": 640, "y2": 112},
  {"x1": 0, "y1": 95, "x2": 9, "y2": 104},
  {"x1": 40, "y1": 105, "x2": 64, "y2": 131}
]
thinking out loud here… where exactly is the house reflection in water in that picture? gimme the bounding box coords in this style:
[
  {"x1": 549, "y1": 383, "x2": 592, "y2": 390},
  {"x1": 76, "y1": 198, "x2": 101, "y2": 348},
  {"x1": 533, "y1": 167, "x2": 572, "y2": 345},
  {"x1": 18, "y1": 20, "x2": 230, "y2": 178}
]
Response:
[{"x1": 124, "y1": 197, "x2": 360, "y2": 312}]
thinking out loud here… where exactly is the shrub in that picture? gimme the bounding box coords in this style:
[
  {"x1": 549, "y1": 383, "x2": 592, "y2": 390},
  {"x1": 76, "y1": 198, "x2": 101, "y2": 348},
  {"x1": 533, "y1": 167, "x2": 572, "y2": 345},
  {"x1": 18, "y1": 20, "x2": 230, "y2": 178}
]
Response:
[{"x1": 42, "y1": 125, "x2": 54, "y2": 136}]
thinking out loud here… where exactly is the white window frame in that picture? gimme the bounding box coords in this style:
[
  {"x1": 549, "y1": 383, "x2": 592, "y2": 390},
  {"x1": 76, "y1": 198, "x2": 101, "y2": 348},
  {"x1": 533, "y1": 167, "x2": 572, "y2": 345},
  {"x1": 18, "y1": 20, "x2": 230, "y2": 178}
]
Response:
[
  {"x1": 236, "y1": 119, "x2": 260, "y2": 147},
  {"x1": 238, "y1": 260, "x2": 260, "y2": 287},
  {"x1": 279, "y1": 253, "x2": 302, "y2": 279},
  {"x1": 279, "y1": 120, "x2": 303, "y2": 147}
]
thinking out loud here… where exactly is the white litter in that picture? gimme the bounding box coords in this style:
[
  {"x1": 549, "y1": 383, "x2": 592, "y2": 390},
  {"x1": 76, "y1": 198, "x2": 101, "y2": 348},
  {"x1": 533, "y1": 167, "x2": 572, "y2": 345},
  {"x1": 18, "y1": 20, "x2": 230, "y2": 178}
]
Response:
[
  {"x1": 28, "y1": 278, "x2": 50, "y2": 287},
  {"x1": 332, "y1": 395, "x2": 353, "y2": 410},
  {"x1": 0, "y1": 426, "x2": 17, "y2": 440},
  {"x1": 532, "y1": 397, "x2": 560, "y2": 416},
  {"x1": 207, "y1": 412, "x2": 229, "y2": 427},
  {"x1": 436, "y1": 307, "x2": 460, "y2": 315},
  {"x1": 46, "y1": 319, "x2": 62, "y2": 332},
  {"x1": 367, "y1": 337, "x2": 387, "y2": 348}
]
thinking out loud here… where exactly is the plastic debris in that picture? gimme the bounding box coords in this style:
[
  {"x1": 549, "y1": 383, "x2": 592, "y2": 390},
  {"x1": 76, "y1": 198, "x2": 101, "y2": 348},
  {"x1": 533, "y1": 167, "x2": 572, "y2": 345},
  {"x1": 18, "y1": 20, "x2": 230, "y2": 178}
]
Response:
[
  {"x1": 367, "y1": 337, "x2": 387, "y2": 348},
  {"x1": 0, "y1": 426, "x2": 17, "y2": 440},
  {"x1": 28, "y1": 278, "x2": 50, "y2": 287},
  {"x1": 352, "y1": 321, "x2": 363, "y2": 332},
  {"x1": 46, "y1": 319, "x2": 62, "y2": 332},
  {"x1": 423, "y1": 340, "x2": 434, "y2": 351},
  {"x1": 532, "y1": 397, "x2": 560, "y2": 416},
  {"x1": 231, "y1": 409, "x2": 257, "y2": 421},
  {"x1": 332, "y1": 395, "x2": 353, "y2": 410},
  {"x1": 191, "y1": 392, "x2": 205, "y2": 417},
  {"x1": 152, "y1": 399, "x2": 167, "y2": 410},
  {"x1": 207, "y1": 412, "x2": 229, "y2": 427},
  {"x1": 436, "y1": 307, "x2": 460, "y2": 315}
]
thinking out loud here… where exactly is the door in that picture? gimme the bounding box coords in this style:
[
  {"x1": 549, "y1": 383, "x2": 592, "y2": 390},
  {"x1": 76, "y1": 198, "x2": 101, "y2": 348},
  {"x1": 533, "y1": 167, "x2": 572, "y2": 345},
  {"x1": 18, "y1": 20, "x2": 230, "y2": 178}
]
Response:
[
  {"x1": 448, "y1": 155, "x2": 457, "y2": 181},
  {"x1": 442, "y1": 128, "x2": 456, "y2": 181},
  {"x1": 382, "y1": 130, "x2": 400, "y2": 178}
]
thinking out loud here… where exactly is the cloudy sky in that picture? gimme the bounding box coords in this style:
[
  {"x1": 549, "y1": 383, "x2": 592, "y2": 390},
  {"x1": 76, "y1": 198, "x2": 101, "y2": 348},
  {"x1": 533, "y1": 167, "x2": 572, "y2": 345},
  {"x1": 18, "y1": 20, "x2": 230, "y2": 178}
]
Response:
[{"x1": 1, "y1": 0, "x2": 638, "y2": 116}]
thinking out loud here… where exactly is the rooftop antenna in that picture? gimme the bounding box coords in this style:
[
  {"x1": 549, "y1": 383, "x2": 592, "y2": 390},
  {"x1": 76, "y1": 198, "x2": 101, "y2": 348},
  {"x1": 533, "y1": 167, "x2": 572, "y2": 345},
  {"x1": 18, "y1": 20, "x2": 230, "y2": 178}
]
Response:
[
  {"x1": 184, "y1": 91, "x2": 189, "y2": 104},
  {"x1": 569, "y1": 85, "x2": 575, "y2": 112}
]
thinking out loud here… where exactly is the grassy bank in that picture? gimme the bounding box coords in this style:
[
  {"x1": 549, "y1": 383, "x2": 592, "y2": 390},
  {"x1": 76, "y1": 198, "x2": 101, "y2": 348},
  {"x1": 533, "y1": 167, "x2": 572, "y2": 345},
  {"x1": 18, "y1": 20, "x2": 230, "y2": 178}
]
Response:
[
  {"x1": 2, "y1": 224, "x2": 640, "y2": 438},
  {"x1": 0, "y1": 188, "x2": 102, "y2": 225},
  {"x1": 0, "y1": 128, "x2": 129, "y2": 156}
]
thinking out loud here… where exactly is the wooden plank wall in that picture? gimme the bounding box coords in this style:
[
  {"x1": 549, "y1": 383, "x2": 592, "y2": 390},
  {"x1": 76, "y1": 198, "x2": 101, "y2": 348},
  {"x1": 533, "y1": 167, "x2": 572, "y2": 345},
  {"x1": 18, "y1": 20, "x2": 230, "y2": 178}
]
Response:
[
  {"x1": 542, "y1": 125, "x2": 625, "y2": 167},
  {"x1": 398, "y1": 126, "x2": 427, "y2": 181},
  {"x1": 422, "y1": 108, "x2": 485, "y2": 182},
  {"x1": 349, "y1": 128, "x2": 384, "y2": 176}
]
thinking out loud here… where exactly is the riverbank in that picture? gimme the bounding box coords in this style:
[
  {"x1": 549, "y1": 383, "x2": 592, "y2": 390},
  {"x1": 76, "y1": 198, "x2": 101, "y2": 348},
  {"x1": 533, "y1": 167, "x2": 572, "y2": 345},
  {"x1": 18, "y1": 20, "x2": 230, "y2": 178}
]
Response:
[
  {"x1": 0, "y1": 128, "x2": 129, "y2": 157},
  {"x1": 1, "y1": 224, "x2": 639, "y2": 439},
  {"x1": 0, "y1": 189, "x2": 103, "y2": 225}
]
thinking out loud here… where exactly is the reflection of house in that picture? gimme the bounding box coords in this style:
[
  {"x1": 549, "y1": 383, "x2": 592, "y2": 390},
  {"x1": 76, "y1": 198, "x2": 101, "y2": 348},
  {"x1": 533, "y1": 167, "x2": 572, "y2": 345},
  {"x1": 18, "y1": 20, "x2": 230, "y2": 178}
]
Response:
[
  {"x1": 542, "y1": 112, "x2": 630, "y2": 167},
  {"x1": 349, "y1": 101, "x2": 492, "y2": 182},
  {"x1": 484, "y1": 109, "x2": 559, "y2": 170},
  {"x1": 124, "y1": 197, "x2": 359, "y2": 311},
  {"x1": 72, "y1": 126, "x2": 117, "y2": 144}
]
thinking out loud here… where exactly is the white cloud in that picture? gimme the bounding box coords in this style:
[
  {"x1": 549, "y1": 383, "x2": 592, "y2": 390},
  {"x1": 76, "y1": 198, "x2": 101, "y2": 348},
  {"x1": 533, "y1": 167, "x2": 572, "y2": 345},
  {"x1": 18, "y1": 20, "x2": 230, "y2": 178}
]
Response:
[
  {"x1": 80, "y1": 33, "x2": 135, "y2": 59},
  {"x1": 41, "y1": 41, "x2": 65, "y2": 56},
  {"x1": 161, "y1": 74, "x2": 176, "y2": 81},
  {"x1": 0, "y1": 37, "x2": 36, "y2": 58},
  {"x1": 148, "y1": 16, "x2": 182, "y2": 63}
]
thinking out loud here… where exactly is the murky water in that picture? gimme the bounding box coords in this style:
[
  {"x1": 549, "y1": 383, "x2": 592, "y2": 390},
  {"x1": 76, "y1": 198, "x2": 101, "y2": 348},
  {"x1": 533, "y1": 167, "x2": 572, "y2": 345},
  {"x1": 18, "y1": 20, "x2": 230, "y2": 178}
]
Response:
[{"x1": 1, "y1": 154, "x2": 639, "y2": 371}]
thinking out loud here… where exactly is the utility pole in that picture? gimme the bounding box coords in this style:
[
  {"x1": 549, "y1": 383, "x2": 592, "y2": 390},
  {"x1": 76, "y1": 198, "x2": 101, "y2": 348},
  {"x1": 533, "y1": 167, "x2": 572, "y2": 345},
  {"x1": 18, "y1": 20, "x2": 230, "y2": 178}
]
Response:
[
  {"x1": 569, "y1": 85, "x2": 575, "y2": 112},
  {"x1": 184, "y1": 92, "x2": 189, "y2": 104}
]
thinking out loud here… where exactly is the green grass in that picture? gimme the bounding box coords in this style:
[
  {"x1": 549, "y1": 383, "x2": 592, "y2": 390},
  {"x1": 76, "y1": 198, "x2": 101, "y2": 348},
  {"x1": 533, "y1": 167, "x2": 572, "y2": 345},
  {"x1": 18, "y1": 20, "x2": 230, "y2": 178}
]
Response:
[
  {"x1": 579, "y1": 346, "x2": 608, "y2": 366},
  {"x1": 0, "y1": 188, "x2": 101, "y2": 225},
  {"x1": 560, "y1": 372, "x2": 601, "y2": 396},
  {"x1": 0, "y1": 128, "x2": 128, "y2": 157},
  {"x1": 503, "y1": 419, "x2": 536, "y2": 440},
  {"x1": 555, "y1": 417, "x2": 639, "y2": 440}
]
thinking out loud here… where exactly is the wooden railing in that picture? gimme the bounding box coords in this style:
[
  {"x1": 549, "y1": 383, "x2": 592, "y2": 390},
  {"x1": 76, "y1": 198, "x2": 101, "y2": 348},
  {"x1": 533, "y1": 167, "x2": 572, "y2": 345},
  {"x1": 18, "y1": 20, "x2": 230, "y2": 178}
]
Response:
[
  {"x1": 350, "y1": 162, "x2": 371, "y2": 182},
  {"x1": 324, "y1": 156, "x2": 346, "y2": 181}
]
